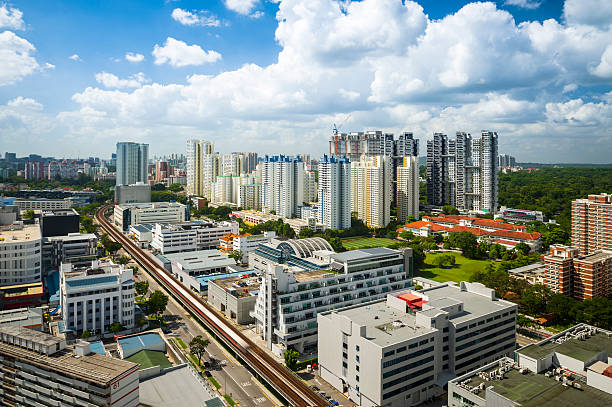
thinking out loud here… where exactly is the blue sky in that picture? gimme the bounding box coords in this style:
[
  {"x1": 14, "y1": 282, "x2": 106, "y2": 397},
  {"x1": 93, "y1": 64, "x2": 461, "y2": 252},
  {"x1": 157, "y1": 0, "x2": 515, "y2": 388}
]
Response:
[{"x1": 1, "y1": 0, "x2": 611, "y2": 162}]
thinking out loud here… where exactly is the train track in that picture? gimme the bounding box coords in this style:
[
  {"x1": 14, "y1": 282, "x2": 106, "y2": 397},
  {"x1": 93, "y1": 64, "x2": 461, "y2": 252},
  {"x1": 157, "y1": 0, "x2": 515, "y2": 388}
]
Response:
[{"x1": 95, "y1": 205, "x2": 326, "y2": 407}]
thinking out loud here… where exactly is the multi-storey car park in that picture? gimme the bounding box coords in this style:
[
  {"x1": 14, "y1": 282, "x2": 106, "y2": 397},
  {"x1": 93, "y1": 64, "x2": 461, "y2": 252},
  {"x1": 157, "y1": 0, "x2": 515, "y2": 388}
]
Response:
[
  {"x1": 95, "y1": 205, "x2": 326, "y2": 406},
  {"x1": 317, "y1": 281, "x2": 517, "y2": 407}
]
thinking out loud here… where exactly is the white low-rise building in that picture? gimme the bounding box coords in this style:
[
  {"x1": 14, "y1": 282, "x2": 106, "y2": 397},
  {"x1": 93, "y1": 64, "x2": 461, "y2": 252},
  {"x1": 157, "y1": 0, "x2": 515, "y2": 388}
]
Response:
[
  {"x1": 42, "y1": 232, "x2": 98, "y2": 269},
  {"x1": 113, "y1": 202, "x2": 188, "y2": 230},
  {"x1": 60, "y1": 259, "x2": 135, "y2": 335},
  {"x1": 252, "y1": 247, "x2": 413, "y2": 356},
  {"x1": 0, "y1": 222, "x2": 42, "y2": 287},
  {"x1": 150, "y1": 221, "x2": 239, "y2": 254},
  {"x1": 163, "y1": 250, "x2": 237, "y2": 293},
  {"x1": 318, "y1": 282, "x2": 517, "y2": 407},
  {"x1": 219, "y1": 231, "x2": 276, "y2": 262}
]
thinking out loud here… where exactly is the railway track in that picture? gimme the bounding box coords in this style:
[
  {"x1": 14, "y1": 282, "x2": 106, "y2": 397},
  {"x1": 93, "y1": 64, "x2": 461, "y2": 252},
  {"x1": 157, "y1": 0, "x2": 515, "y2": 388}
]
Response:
[{"x1": 95, "y1": 205, "x2": 326, "y2": 407}]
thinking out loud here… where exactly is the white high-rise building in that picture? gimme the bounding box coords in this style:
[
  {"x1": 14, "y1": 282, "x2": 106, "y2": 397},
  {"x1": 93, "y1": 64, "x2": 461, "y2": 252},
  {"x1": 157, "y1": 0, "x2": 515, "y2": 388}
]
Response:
[
  {"x1": 186, "y1": 139, "x2": 213, "y2": 196},
  {"x1": 318, "y1": 155, "x2": 351, "y2": 230},
  {"x1": 116, "y1": 142, "x2": 148, "y2": 186},
  {"x1": 351, "y1": 155, "x2": 391, "y2": 228},
  {"x1": 260, "y1": 155, "x2": 304, "y2": 218},
  {"x1": 0, "y1": 222, "x2": 42, "y2": 287},
  {"x1": 397, "y1": 156, "x2": 420, "y2": 223},
  {"x1": 304, "y1": 170, "x2": 318, "y2": 204}
]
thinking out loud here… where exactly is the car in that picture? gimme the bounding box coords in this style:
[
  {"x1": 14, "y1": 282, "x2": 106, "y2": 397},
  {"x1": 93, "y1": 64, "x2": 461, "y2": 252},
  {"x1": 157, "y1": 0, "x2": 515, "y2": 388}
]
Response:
[
  {"x1": 203, "y1": 361, "x2": 210, "y2": 368},
  {"x1": 319, "y1": 392, "x2": 327, "y2": 397},
  {"x1": 330, "y1": 400, "x2": 339, "y2": 406},
  {"x1": 311, "y1": 386, "x2": 320, "y2": 392},
  {"x1": 204, "y1": 370, "x2": 212, "y2": 377}
]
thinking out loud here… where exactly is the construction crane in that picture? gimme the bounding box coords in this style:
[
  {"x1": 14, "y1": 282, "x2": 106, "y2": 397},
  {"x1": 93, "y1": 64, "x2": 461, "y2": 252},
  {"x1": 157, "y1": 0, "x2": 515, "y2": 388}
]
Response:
[{"x1": 332, "y1": 114, "x2": 351, "y2": 135}]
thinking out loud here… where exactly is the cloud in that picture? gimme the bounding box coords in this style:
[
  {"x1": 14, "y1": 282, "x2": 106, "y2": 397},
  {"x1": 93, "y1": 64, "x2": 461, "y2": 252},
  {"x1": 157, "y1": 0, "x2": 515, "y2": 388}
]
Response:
[
  {"x1": 94, "y1": 72, "x2": 149, "y2": 89},
  {"x1": 224, "y1": 0, "x2": 259, "y2": 15},
  {"x1": 152, "y1": 37, "x2": 221, "y2": 67},
  {"x1": 250, "y1": 11, "x2": 264, "y2": 19},
  {"x1": 0, "y1": 31, "x2": 40, "y2": 86},
  {"x1": 564, "y1": 0, "x2": 612, "y2": 28},
  {"x1": 171, "y1": 8, "x2": 220, "y2": 27},
  {"x1": 125, "y1": 52, "x2": 144, "y2": 63},
  {"x1": 504, "y1": 0, "x2": 541, "y2": 9},
  {"x1": 562, "y1": 83, "x2": 578, "y2": 93},
  {"x1": 7, "y1": 96, "x2": 42, "y2": 110},
  {"x1": 0, "y1": 3, "x2": 24, "y2": 30},
  {"x1": 589, "y1": 45, "x2": 612, "y2": 78},
  {"x1": 69, "y1": 54, "x2": 81, "y2": 61}
]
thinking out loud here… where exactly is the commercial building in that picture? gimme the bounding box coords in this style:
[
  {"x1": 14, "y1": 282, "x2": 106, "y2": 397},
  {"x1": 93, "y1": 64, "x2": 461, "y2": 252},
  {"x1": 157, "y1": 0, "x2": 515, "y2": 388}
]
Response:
[
  {"x1": 42, "y1": 232, "x2": 98, "y2": 269},
  {"x1": 427, "y1": 131, "x2": 499, "y2": 213},
  {"x1": 13, "y1": 198, "x2": 73, "y2": 211},
  {"x1": 208, "y1": 273, "x2": 260, "y2": 324},
  {"x1": 0, "y1": 306, "x2": 44, "y2": 329},
  {"x1": 40, "y1": 208, "x2": 80, "y2": 237},
  {"x1": 449, "y1": 324, "x2": 612, "y2": 407},
  {"x1": 60, "y1": 259, "x2": 135, "y2": 334},
  {"x1": 116, "y1": 142, "x2": 148, "y2": 186},
  {"x1": 396, "y1": 155, "x2": 419, "y2": 223},
  {"x1": 186, "y1": 139, "x2": 214, "y2": 196},
  {"x1": 219, "y1": 231, "x2": 276, "y2": 262},
  {"x1": 544, "y1": 244, "x2": 612, "y2": 300},
  {"x1": 318, "y1": 155, "x2": 351, "y2": 230},
  {"x1": 113, "y1": 202, "x2": 188, "y2": 230},
  {"x1": 249, "y1": 237, "x2": 334, "y2": 272},
  {"x1": 0, "y1": 222, "x2": 42, "y2": 287},
  {"x1": 150, "y1": 221, "x2": 239, "y2": 254},
  {"x1": 114, "y1": 182, "x2": 151, "y2": 204},
  {"x1": 0, "y1": 283, "x2": 44, "y2": 310},
  {"x1": 496, "y1": 206, "x2": 545, "y2": 223},
  {"x1": 163, "y1": 250, "x2": 237, "y2": 293},
  {"x1": 351, "y1": 155, "x2": 391, "y2": 228},
  {"x1": 572, "y1": 193, "x2": 612, "y2": 255},
  {"x1": 253, "y1": 247, "x2": 413, "y2": 355},
  {"x1": 318, "y1": 281, "x2": 517, "y2": 407},
  {"x1": 0, "y1": 326, "x2": 139, "y2": 406},
  {"x1": 260, "y1": 155, "x2": 304, "y2": 218}
]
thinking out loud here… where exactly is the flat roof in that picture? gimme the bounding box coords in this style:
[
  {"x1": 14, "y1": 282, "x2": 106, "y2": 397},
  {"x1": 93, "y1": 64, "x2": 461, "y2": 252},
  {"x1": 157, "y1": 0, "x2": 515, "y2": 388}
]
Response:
[
  {"x1": 468, "y1": 362, "x2": 612, "y2": 407},
  {"x1": 508, "y1": 262, "x2": 546, "y2": 274},
  {"x1": 210, "y1": 275, "x2": 260, "y2": 297},
  {"x1": 518, "y1": 331, "x2": 612, "y2": 362},
  {"x1": 0, "y1": 223, "x2": 41, "y2": 242},
  {"x1": 576, "y1": 251, "x2": 612, "y2": 263},
  {"x1": 164, "y1": 250, "x2": 236, "y2": 270},
  {"x1": 126, "y1": 349, "x2": 171, "y2": 370},
  {"x1": 119, "y1": 332, "x2": 164, "y2": 352},
  {"x1": 195, "y1": 270, "x2": 251, "y2": 288},
  {"x1": 331, "y1": 247, "x2": 398, "y2": 262},
  {"x1": 139, "y1": 364, "x2": 217, "y2": 406}
]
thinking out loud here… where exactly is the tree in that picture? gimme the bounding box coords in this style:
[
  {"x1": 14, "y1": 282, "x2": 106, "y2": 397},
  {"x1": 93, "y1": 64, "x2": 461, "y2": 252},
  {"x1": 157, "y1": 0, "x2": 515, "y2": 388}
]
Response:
[
  {"x1": 329, "y1": 237, "x2": 346, "y2": 252},
  {"x1": 135, "y1": 281, "x2": 149, "y2": 297},
  {"x1": 442, "y1": 205, "x2": 460, "y2": 215},
  {"x1": 515, "y1": 242, "x2": 531, "y2": 256},
  {"x1": 409, "y1": 245, "x2": 426, "y2": 271},
  {"x1": 23, "y1": 209, "x2": 35, "y2": 220},
  {"x1": 190, "y1": 335, "x2": 210, "y2": 365},
  {"x1": 148, "y1": 290, "x2": 169, "y2": 317},
  {"x1": 448, "y1": 232, "x2": 481, "y2": 259},
  {"x1": 81, "y1": 330, "x2": 92, "y2": 339},
  {"x1": 299, "y1": 228, "x2": 314, "y2": 238},
  {"x1": 109, "y1": 322, "x2": 124, "y2": 333},
  {"x1": 151, "y1": 183, "x2": 166, "y2": 191},
  {"x1": 399, "y1": 230, "x2": 414, "y2": 241},
  {"x1": 230, "y1": 250, "x2": 244, "y2": 264},
  {"x1": 117, "y1": 255, "x2": 131, "y2": 265},
  {"x1": 168, "y1": 183, "x2": 184, "y2": 192},
  {"x1": 284, "y1": 349, "x2": 299, "y2": 371},
  {"x1": 516, "y1": 315, "x2": 533, "y2": 327}
]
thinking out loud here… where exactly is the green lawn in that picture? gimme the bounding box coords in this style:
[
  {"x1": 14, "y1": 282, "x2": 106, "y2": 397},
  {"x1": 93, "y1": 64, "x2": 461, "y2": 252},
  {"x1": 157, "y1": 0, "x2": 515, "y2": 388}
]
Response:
[
  {"x1": 176, "y1": 337, "x2": 187, "y2": 349},
  {"x1": 126, "y1": 350, "x2": 172, "y2": 370},
  {"x1": 415, "y1": 252, "x2": 490, "y2": 283},
  {"x1": 341, "y1": 237, "x2": 397, "y2": 250}
]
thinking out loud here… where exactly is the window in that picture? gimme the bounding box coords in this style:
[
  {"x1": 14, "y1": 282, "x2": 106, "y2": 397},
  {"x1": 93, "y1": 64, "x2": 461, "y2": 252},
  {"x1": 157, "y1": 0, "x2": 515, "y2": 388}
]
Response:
[
  {"x1": 355, "y1": 375, "x2": 359, "y2": 382},
  {"x1": 356, "y1": 355, "x2": 360, "y2": 363},
  {"x1": 356, "y1": 365, "x2": 359, "y2": 372},
  {"x1": 355, "y1": 345, "x2": 360, "y2": 352}
]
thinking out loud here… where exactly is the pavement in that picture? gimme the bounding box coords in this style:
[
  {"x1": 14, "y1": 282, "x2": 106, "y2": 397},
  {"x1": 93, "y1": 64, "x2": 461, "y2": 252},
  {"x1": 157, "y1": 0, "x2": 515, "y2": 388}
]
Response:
[{"x1": 133, "y1": 261, "x2": 279, "y2": 407}]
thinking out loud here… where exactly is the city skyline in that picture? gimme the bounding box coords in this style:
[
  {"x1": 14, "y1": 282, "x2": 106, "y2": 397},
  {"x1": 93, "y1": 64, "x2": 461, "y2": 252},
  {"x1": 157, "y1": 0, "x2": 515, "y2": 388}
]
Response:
[{"x1": 1, "y1": 0, "x2": 611, "y2": 162}]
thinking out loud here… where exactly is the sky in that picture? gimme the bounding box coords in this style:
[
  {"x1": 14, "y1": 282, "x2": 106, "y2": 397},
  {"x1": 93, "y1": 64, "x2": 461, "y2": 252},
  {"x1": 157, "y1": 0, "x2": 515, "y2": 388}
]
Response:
[{"x1": 0, "y1": 0, "x2": 611, "y2": 163}]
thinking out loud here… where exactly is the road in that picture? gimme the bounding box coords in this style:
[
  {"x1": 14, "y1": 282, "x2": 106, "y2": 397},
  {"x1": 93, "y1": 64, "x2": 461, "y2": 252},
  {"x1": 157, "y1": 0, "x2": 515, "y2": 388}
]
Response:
[{"x1": 133, "y1": 265, "x2": 277, "y2": 407}]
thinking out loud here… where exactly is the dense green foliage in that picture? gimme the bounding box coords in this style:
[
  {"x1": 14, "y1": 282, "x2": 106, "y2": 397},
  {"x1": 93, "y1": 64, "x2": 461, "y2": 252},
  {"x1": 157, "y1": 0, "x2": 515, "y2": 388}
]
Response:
[
  {"x1": 498, "y1": 167, "x2": 612, "y2": 230},
  {"x1": 284, "y1": 349, "x2": 299, "y2": 371}
]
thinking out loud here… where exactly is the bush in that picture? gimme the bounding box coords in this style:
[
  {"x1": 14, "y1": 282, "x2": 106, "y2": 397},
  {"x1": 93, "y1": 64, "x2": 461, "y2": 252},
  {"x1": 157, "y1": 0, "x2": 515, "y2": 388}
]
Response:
[{"x1": 295, "y1": 357, "x2": 318, "y2": 371}]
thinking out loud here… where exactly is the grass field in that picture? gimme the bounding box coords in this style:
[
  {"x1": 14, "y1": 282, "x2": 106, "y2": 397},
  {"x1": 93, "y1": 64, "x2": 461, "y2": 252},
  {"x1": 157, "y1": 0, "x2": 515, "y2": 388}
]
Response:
[
  {"x1": 415, "y1": 252, "x2": 490, "y2": 283},
  {"x1": 341, "y1": 237, "x2": 397, "y2": 250},
  {"x1": 126, "y1": 350, "x2": 172, "y2": 370}
]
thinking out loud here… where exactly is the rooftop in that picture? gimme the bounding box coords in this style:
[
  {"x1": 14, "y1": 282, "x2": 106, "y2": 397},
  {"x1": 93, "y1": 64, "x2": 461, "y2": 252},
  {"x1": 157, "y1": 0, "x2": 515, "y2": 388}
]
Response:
[
  {"x1": 575, "y1": 251, "x2": 612, "y2": 263},
  {"x1": 509, "y1": 262, "x2": 546, "y2": 275},
  {"x1": 330, "y1": 247, "x2": 399, "y2": 262},
  {"x1": 292, "y1": 268, "x2": 338, "y2": 283},
  {"x1": 466, "y1": 360, "x2": 612, "y2": 407},
  {"x1": 518, "y1": 331, "x2": 612, "y2": 362},
  {"x1": 164, "y1": 250, "x2": 236, "y2": 270},
  {"x1": 118, "y1": 332, "x2": 165, "y2": 353},
  {"x1": 194, "y1": 270, "x2": 253, "y2": 289},
  {"x1": 139, "y1": 364, "x2": 217, "y2": 406},
  {"x1": 210, "y1": 274, "x2": 260, "y2": 297},
  {"x1": 0, "y1": 222, "x2": 41, "y2": 242},
  {"x1": 126, "y1": 349, "x2": 171, "y2": 370}
]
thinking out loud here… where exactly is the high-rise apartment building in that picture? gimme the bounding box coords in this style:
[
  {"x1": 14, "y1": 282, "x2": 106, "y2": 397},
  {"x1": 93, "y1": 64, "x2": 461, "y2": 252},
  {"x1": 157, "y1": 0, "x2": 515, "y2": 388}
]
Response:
[
  {"x1": 155, "y1": 160, "x2": 173, "y2": 183},
  {"x1": 544, "y1": 244, "x2": 612, "y2": 301},
  {"x1": 116, "y1": 142, "x2": 148, "y2": 186},
  {"x1": 318, "y1": 155, "x2": 351, "y2": 230},
  {"x1": 497, "y1": 154, "x2": 516, "y2": 168},
  {"x1": 397, "y1": 156, "x2": 420, "y2": 223},
  {"x1": 426, "y1": 131, "x2": 498, "y2": 213},
  {"x1": 351, "y1": 155, "x2": 391, "y2": 228},
  {"x1": 303, "y1": 170, "x2": 317, "y2": 204},
  {"x1": 186, "y1": 139, "x2": 213, "y2": 196},
  {"x1": 260, "y1": 155, "x2": 304, "y2": 218},
  {"x1": 571, "y1": 193, "x2": 612, "y2": 255}
]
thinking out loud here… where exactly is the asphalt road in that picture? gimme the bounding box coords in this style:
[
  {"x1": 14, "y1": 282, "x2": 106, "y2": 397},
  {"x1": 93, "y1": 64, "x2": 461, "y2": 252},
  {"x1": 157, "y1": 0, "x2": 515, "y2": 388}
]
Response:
[{"x1": 133, "y1": 264, "x2": 277, "y2": 407}]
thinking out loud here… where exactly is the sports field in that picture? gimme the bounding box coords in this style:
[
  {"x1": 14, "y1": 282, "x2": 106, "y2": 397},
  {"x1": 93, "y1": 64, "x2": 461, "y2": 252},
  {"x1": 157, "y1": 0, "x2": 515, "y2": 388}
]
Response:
[
  {"x1": 341, "y1": 237, "x2": 397, "y2": 250},
  {"x1": 127, "y1": 349, "x2": 172, "y2": 369},
  {"x1": 415, "y1": 252, "x2": 490, "y2": 283}
]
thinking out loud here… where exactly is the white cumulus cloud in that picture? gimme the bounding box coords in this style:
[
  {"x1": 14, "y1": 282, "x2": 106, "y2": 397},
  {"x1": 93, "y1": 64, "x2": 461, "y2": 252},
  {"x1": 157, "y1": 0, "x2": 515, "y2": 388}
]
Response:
[
  {"x1": 0, "y1": 31, "x2": 40, "y2": 86},
  {"x1": 152, "y1": 37, "x2": 221, "y2": 67},
  {"x1": 224, "y1": 0, "x2": 259, "y2": 15},
  {"x1": 171, "y1": 8, "x2": 220, "y2": 27},
  {"x1": 564, "y1": 0, "x2": 612, "y2": 28},
  {"x1": 7, "y1": 96, "x2": 42, "y2": 110},
  {"x1": 504, "y1": 0, "x2": 541, "y2": 9},
  {"x1": 69, "y1": 54, "x2": 81, "y2": 61},
  {"x1": 0, "y1": 3, "x2": 24, "y2": 30},
  {"x1": 94, "y1": 72, "x2": 149, "y2": 89},
  {"x1": 125, "y1": 52, "x2": 144, "y2": 63}
]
